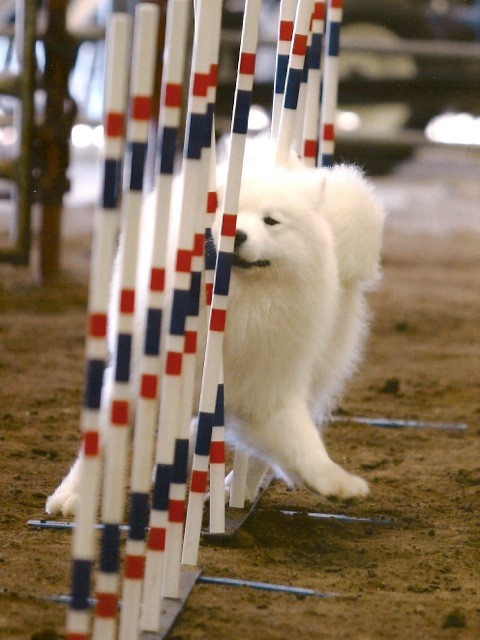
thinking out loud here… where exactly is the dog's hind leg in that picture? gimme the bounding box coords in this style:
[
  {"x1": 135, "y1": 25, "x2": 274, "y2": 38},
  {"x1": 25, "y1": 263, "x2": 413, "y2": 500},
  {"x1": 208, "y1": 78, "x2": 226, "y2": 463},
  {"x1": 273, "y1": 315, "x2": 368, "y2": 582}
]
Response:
[{"x1": 253, "y1": 398, "x2": 369, "y2": 500}]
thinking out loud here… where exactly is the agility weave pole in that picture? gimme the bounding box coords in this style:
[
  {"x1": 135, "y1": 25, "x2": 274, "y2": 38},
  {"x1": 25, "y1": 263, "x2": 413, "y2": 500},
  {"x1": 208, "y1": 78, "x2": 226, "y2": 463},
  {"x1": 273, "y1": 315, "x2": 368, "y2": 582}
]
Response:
[
  {"x1": 64, "y1": 13, "x2": 131, "y2": 640},
  {"x1": 118, "y1": 2, "x2": 191, "y2": 639},
  {"x1": 91, "y1": 6, "x2": 160, "y2": 640},
  {"x1": 319, "y1": 0, "x2": 343, "y2": 166},
  {"x1": 182, "y1": 0, "x2": 264, "y2": 567},
  {"x1": 141, "y1": 0, "x2": 224, "y2": 629}
]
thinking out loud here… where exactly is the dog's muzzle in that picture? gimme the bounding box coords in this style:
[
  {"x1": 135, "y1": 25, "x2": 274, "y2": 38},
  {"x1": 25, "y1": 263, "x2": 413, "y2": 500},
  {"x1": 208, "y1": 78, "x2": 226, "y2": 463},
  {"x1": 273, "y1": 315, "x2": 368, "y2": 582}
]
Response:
[{"x1": 233, "y1": 230, "x2": 270, "y2": 269}]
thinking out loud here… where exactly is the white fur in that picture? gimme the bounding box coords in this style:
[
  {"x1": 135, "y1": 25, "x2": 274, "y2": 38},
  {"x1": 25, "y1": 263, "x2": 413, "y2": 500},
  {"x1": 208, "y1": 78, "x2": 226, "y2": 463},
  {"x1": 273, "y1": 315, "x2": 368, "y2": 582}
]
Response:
[{"x1": 46, "y1": 144, "x2": 385, "y2": 516}]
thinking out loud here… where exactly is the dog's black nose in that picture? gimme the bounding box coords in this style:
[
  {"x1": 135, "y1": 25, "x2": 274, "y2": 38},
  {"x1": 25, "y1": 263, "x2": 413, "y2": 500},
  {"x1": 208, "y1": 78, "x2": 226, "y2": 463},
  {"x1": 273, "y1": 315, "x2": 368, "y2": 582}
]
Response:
[{"x1": 234, "y1": 230, "x2": 247, "y2": 249}]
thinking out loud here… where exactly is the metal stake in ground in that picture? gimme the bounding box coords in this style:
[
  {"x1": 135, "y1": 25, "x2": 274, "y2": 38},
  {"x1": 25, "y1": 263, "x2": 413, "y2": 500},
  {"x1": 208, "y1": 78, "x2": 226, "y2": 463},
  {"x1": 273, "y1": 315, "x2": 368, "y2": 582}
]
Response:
[
  {"x1": 64, "y1": 13, "x2": 131, "y2": 640},
  {"x1": 91, "y1": 6, "x2": 159, "y2": 640}
]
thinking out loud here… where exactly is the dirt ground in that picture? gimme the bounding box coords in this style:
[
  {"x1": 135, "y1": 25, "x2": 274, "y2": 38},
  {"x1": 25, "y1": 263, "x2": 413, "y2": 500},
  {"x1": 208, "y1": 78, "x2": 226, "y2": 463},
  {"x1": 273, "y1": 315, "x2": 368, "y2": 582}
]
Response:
[{"x1": 0, "y1": 147, "x2": 479, "y2": 639}]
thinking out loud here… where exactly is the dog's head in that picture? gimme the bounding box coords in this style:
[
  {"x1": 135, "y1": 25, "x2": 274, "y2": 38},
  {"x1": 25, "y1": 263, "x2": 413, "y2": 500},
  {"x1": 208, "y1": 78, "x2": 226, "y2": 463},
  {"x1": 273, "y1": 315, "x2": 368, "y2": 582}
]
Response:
[
  {"x1": 213, "y1": 163, "x2": 329, "y2": 278},
  {"x1": 212, "y1": 138, "x2": 385, "y2": 286}
]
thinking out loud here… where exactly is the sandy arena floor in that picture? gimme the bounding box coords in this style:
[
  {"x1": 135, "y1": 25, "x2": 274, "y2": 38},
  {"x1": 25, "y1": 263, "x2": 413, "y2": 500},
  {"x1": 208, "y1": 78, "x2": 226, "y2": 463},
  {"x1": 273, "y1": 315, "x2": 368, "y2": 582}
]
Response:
[{"x1": 0, "y1": 146, "x2": 478, "y2": 639}]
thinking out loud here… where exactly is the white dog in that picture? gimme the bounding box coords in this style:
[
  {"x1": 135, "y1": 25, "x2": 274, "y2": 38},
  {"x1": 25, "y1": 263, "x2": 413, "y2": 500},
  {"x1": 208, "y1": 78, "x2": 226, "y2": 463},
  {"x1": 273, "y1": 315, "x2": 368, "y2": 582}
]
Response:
[{"x1": 46, "y1": 144, "x2": 384, "y2": 516}]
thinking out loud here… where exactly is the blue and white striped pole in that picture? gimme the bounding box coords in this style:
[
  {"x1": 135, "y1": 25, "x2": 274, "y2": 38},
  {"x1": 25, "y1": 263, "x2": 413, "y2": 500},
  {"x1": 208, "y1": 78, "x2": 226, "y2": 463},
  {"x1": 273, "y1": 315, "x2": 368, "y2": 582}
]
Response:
[
  {"x1": 92, "y1": 6, "x2": 159, "y2": 640},
  {"x1": 65, "y1": 13, "x2": 131, "y2": 640},
  {"x1": 140, "y1": 0, "x2": 223, "y2": 630},
  {"x1": 182, "y1": 0, "x2": 264, "y2": 568},
  {"x1": 302, "y1": 0, "x2": 326, "y2": 166},
  {"x1": 275, "y1": 0, "x2": 315, "y2": 166},
  {"x1": 319, "y1": 0, "x2": 343, "y2": 166},
  {"x1": 117, "y1": 3, "x2": 190, "y2": 639}
]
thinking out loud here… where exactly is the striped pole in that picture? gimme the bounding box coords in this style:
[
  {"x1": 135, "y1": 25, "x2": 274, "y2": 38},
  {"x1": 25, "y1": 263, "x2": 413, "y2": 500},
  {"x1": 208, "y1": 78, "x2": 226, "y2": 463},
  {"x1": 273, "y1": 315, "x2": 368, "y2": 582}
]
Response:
[
  {"x1": 271, "y1": 0, "x2": 296, "y2": 138},
  {"x1": 65, "y1": 12, "x2": 131, "y2": 640},
  {"x1": 65, "y1": 14, "x2": 131, "y2": 640},
  {"x1": 275, "y1": 0, "x2": 315, "y2": 166},
  {"x1": 319, "y1": 0, "x2": 343, "y2": 166},
  {"x1": 117, "y1": 3, "x2": 190, "y2": 640},
  {"x1": 163, "y1": 64, "x2": 222, "y2": 573},
  {"x1": 140, "y1": 0, "x2": 223, "y2": 630},
  {"x1": 201, "y1": 133, "x2": 227, "y2": 533},
  {"x1": 91, "y1": 6, "x2": 159, "y2": 640},
  {"x1": 202, "y1": 134, "x2": 227, "y2": 533},
  {"x1": 301, "y1": 0, "x2": 326, "y2": 166},
  {"x1": 182, "y1": 0, "x2": 263, "y2": 568},
  {"x1": 229, "y1": 448, "x2": 249, "y2": 508},
  {"x1": 209, "y1": 366, "x2": 226, "y2": 531}
]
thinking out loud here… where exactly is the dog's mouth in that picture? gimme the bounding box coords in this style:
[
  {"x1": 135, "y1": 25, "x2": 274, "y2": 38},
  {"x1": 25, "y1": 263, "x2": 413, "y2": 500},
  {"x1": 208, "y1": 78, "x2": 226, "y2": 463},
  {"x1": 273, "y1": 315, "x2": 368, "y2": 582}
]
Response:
[{"x1": 232, "y1": 254, "x2": 271, "y2": 270}]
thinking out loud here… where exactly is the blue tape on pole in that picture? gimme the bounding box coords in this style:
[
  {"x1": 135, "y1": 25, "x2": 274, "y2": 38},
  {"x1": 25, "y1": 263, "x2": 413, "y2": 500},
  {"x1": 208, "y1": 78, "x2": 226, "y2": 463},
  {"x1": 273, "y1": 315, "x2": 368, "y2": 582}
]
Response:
[
  {"x1": 301, "y1": 49, "x2": 309, "y2": 83},
  {"x1": 328, "y1": 22, "x2": 341, "y2": 57},
  {"x1": 205, "y1": 103, "x2": 215, "y2": 148},
  {"x1": 83, "y1": 358, "x2": 105, "y2": 410},
  {"x1": 129, "y1": 141, "x2": 148, "y2": 191},
  {"x1": 115, "y1": 333, "x2": 132, "y2": 382},
  {"x1": 187, "y1": 271, "x2": 202, "y2": 317},
  {"x1": 232, "y1": 90, "x2": 251, "y2": 135},
  {"x1": 70, "y1": 559, "x2": 92, "y2": 610},
  {"x1": 144, "y1": 307, "x2": 162, "y2": 356},
  {"x1": 102, "y1": 158, "x2": 122, "y2": 209},
  {"x1": 321, "y1": 153, "x2": 333, "y2": 167},
  {"x1": 308, "y1": 33, "x2": 322, "y2": 71},
  {"x1": 186, "y1": 112, "x2": 208, "y2": 160},
  {"x1": 100, "y1": 524, "x2": 120, "y2": 573},
  {"x1": 274, "y1": 54, "x2": 289, "y2": 94},
  {"x1": 128, "y1": 492, "x2": 149, "y2": 540},
  {"x1": 204, "y1": 229, "x2": 217, "y2": 270},
  {"x1": 213, "y1": 251, "x2": 232, "y2": 296},
  {"x1": 284, "y1": 67, "x2": 303, "y2": 110},
  {"x1": 195, "y1": 411, "x2": 214, "y2": 456},
  {"x1": 213, "y1": 383, "x2": 224, "y2": 427},
  {"x1": 170, "y1": 288, "x2": 190, "y2": 335},
  {"x1": 152, "y1": 463, "x2": 172, "y2": 510},
  {"x1": 158, "y1": 126, "x2": 178, "y2": 175},
  {"x1": 171, "y1": 439, "x2": 189, "y2": 483}
]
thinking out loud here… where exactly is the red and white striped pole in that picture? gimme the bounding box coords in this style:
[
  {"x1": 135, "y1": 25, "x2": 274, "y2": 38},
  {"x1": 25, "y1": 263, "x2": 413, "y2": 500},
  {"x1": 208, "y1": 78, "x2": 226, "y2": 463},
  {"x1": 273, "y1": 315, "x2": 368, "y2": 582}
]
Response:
[
  {"x1": 319, "y1": 0, "x2": 343, "y2": 166},
  {"x1": 117, "y1": 2, "x2": 190, "y2": 639},
  {"x1": 92, "y1": 5, "x2": 159, "y2": 640},
  {"x1": 65, "y1": 13, "x2": 131, "y2": 640},
  {"x1": 301, "y1": 0, "x2": 326, "y2": 166},
  {"x1": 275, "y1": 0, "x2": 315, "y2": 166},
  {"x1": 140, "y1": 0, "x2": 223, "y2": 630},
  {"x1": 272, "y1": 0, "x2": 296, "y2": 138},
  {"x1": 182, "y1": 0, "x2": 264, "y2": 568}
]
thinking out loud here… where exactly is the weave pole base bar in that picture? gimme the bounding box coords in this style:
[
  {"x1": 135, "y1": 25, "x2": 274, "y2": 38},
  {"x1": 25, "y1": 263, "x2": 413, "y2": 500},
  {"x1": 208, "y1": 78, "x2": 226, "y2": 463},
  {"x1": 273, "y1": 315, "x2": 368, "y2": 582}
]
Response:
[
  {"x1": 44, "y1": 568, "x2": 201, "y2": 640},
  {"x1": 332, "y1": 416, "x2": 469, "y2": 431},
  {"x1": 142, "y1": 568, "x2": 201, "y2": 640},
  {"x1": 202, "y1": 471, "x2": 275, "y2": 541}
]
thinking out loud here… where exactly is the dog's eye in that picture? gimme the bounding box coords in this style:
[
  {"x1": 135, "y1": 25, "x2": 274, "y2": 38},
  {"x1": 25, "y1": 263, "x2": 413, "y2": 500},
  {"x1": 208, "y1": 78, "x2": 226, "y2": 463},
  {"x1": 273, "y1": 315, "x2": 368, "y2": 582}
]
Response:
[{"x1": 263, "y1": 215, "x2": 280, "y2": 226}]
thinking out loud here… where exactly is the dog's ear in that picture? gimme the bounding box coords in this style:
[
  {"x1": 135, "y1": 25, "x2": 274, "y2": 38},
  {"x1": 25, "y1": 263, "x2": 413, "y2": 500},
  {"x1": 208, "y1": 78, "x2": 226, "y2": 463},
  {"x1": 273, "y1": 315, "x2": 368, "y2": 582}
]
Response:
[{"x1": 321, "y1": 165, "x2": 386, "y2": 285}]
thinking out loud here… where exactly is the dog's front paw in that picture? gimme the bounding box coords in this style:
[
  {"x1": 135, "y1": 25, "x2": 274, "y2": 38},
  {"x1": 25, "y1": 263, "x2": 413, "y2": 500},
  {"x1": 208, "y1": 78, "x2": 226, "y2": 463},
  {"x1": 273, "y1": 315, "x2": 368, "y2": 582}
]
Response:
[
  {"x1": 45, "y1": 461, "x2": 81, "y2": 517},
  {"x1": 45, "y1": 484, "x2": 79, "y2": 517},
  {"x1": 316, "y1": 463, "x2": 369, "y2": 500}
]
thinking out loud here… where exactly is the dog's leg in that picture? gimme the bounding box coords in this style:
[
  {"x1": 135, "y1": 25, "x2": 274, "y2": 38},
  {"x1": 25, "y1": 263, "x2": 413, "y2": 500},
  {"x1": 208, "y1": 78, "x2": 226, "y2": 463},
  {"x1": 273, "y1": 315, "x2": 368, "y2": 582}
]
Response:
[
  {"x1": 45, "y1": 454, "x2": 83, "y2": 516},
  {"x1": 254, "y1": 398, "x2": 369, "y2": 500}
]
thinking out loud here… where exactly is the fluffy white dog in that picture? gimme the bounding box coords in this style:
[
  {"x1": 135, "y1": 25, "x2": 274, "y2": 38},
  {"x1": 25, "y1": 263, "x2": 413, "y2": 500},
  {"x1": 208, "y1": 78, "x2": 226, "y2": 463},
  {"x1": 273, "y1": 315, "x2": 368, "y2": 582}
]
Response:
[{"x1": 46, "y1": 144, "x2": 385, "y2": 516}]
